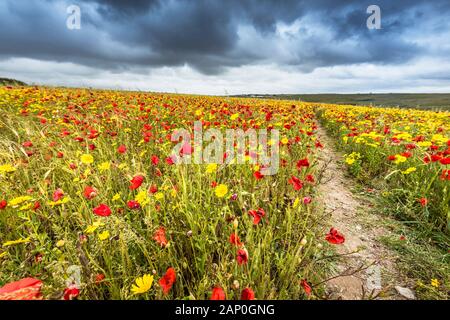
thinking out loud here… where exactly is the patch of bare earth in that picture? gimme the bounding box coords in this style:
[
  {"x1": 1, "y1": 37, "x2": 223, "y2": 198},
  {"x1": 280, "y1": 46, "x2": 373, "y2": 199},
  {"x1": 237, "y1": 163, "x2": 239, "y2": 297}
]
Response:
[{"x1": 316, "y1": 124, "x2": 415, "y2": 300}]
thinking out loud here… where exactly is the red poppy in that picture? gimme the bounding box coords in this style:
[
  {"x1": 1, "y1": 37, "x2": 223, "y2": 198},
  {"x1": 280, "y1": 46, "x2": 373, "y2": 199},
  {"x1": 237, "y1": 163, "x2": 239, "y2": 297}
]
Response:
[
  {"x1": 22, "y1": 141, "x2": 33, "y2": 148},
  {"x1": 149, "y1": 185, "x2": 158, "y2": 194},
  {"x1": 306, "y1": 174, "x2": 315, "y2": 183},
  {"x1": 53, "y1": 188, "x2": 64, "y2": 201},
  {"x1": 387, "y1": 155, "x2": 396, "y2": 161},
  {"x1": 419, "y1": 197, "x2": 428, "y2": 207},
  {"x1": 69, "y1": 163, "x2": 77, "y2": 170},
  {"x1": 129, "y1": 175, "x2": 144, "y2": 190},
  {"x1": 325, "y1": 228, "x2": 345, "y2": 244},
  {"x1": 83, "y1": 186, "x2": 97, "y2": 200},
  {"x1": 401, "y1": 151, "x2": 412, "y2": 158},
  {"x1": 441, "y1": 169, "x2": 450, "y2": 180},
  {"x1": 95, "y1": 274, "x2": 105, "y2": 285},
  {"x1": 288, "y1": 176, "x2": 303, "y2": 191},
  {"x1": 93, "y1": 204, "x2": 111, "y2": 217},
  {"x1": 180, "y1": 142, "x2": 192, "y2": 156},
  {"x1": 253, "y1": 171, "x2": 264, "y2": 180},
  {"x1": 159, "y1": 267, "x2": 176, "y2": 295},
  {"x1": 300, "y1": 279, "x2": 312, "y2": 296},
  {"x1": 0, "y1": 200, "x2": 6, "y2": 210},
  {"x1": 241, "y1": 288, "x2": 255, "y2": 300},
  {"x1": 248, "y1": 208, "x2": 265, "y2": 225},
  {"x1": 127, "y1": 200, "x2": 140, "y2": 209},
  {"x1": 166, "y1": 156, "x2": 175, "y2": 165},
  {"x1": 303, "y1": 196, "x2": 312, "y2": 204},
  {"x1": 296, "y1": 158, "x2": 310, "y2": 169},
  {"x1": 236, "y1": 248, "x2": 249, "y2": 265},
  {"x1": 0, "y1": 277, "x2": 43, "y2": 300},
  {"x1": 210, "y1": 286, "x2": 226, "y2": 300},
  {"x1": 440, "y1": 157, "x2": 450, "y2": 165},
  {"x1": 117, "y1": 145, "x2": 127, "y2": 154},
  {"x1": 229, "y1": 233, "x2": 242, "y2": 246},
  {"x1": 431, "y1": 154, "x2": 442, "y2": 162},
  {"x1": 151, "y1": 155, "x2": 159, "y2": 166},
  {"x1": 153, "y1": 227, "x2": 168, "y2": 247},
  {"x1": 57, "y1": 152, "x2": 64, "y2": 158},
  {"x1": 63, "y1": 284, "x2": 79, "y2": 300},
  {"x1": 33, "y1": 201, "x2": 40, "y2": 211}
]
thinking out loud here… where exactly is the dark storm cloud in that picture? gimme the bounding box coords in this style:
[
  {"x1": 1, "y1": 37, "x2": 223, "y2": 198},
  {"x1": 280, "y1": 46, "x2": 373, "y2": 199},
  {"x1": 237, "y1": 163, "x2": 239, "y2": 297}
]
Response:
[{"x1": 0, "y1": 0, "x2": 449, "y2": 74}]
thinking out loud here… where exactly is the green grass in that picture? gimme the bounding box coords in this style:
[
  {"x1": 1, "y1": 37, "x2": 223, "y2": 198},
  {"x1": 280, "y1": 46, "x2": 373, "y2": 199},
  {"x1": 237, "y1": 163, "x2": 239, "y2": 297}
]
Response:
[
  {"x1": 0, "y1": 77, "x2": 27, "y2": 86},
  {"x1": 378, "y1": 219, "x2": 449, "y2": 300}
]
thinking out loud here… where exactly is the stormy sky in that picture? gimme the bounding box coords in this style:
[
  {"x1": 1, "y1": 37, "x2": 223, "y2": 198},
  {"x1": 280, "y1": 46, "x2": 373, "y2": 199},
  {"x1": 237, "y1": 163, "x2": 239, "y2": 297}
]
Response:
[{"x1": 0, "y1": 0, "x2": 449, "y2": 94}]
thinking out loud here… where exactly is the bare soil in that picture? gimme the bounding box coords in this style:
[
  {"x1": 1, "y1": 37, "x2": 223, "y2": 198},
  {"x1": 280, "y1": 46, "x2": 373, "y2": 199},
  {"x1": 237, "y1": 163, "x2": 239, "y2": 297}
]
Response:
[{"x1": 316, "y1": 124, "x2": 415, "y2": 300}]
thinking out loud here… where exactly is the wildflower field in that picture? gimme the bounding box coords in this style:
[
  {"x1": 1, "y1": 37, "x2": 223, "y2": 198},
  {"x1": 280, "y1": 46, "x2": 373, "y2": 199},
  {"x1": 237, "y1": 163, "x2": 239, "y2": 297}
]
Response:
[
  {"x1": 0, "y1": 86, "x2": 448, "y2": 300},
  {"x1": 318, "y1": 105, "x2": 450, "y2": 234}
]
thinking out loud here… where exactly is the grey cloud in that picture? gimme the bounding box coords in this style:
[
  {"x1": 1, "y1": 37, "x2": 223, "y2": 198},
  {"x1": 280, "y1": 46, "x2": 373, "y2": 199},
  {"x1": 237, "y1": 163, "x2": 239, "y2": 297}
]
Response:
[{"x1": 0, "y1": 0, "x2": 449, "y2": 75}]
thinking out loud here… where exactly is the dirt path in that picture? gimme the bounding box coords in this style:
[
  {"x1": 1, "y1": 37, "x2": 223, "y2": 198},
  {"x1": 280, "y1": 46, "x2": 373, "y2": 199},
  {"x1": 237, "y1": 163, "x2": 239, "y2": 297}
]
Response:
[{"x1": 316, "y1": 124, "x2": 415, "y2": 300}]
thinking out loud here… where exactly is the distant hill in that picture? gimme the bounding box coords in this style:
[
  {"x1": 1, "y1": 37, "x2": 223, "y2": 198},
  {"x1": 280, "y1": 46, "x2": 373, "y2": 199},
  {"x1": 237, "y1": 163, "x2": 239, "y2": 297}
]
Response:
[
  {"x1": 0, "y1": 77, "x2": 27, "y2": 86},
  {"x1": 234, "y1": 93, "x2": 450, "y2": 111}
]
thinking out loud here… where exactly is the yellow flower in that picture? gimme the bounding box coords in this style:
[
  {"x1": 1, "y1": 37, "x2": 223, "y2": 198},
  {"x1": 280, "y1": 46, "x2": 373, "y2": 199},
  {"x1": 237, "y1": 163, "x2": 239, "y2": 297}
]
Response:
[
  {"x1": 80, "y1": 154, "x2": 94, "y2": 164},
  {"x1": 281, "y1": 137, "x2": 289, "y2": 145},
  {"x1": 0, "y1": 164, "x2": 16, "y2": 174},
  {"x1": 401, "y1": 167, "x2": 416, "y2": 175},
  {"x1": 8, "y1": 196, "x2": 32, "y2": 207},
  {"x1": 345, "y1": 152, "x2": 361, "y2": 165},
  {"x1": 56, "y1": 240, "x2": 65, "y2": 247},
  {"x1": 98, "y1": 161, "x2": 111, "y2": 172},
  {"x1": 214, "y1": 184, "x2": 228, "y2": 198},
  {"x1": 112, "y1": 193, "x2": 121, "y2": 201},
  {"x1": 131, "y1": 274, "x2": 154, "y2": 294},
  {"x1": 293, "y1": 197, "x2": 300, "y2": 208},
  {"x1": 154, "y1": 192, "x2": 164, "y2": 200},
  {"x1": 206, "y1": 163, "x2": 217, "y2": 174},
  {"x1": 135, "y1": 190, "x2": 150, "y2": 206},
  {"x1": 118, "y1": 163, "x2": 128, "y2": 170},
  {"x1": 85, "y1": 220, "x2": 104, "y2": 234},
  {"x1": 230, "y1": 113, "x2": 239, "y2": 120},
  {"x1": 19, "y1": 203, "x2": 33, "y2": 211},
  {"x1": 3, "y1": 237, "x2": 31, "y2": 247},
  {"x1": 83, "y1": 168, "x2": 91, "y2": 177},
  {"x1": 47, "y1": 197, "x2": 70, "y2": 207},
  {"x1": 417, "y1": 141, "x2": 432, "y2": 148},
  {"x1": 431, "y1": 278, "x2": 440, "y2": 288},
  {"x1": 393, "y1": 155, "x2": 407, "y2": 164},
  {"x1": 345, "y1": 157, "x2": 356, "y2": 165},
  {"x1": 98, "y1": 230, "x2": 110, "y2": 241}
]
